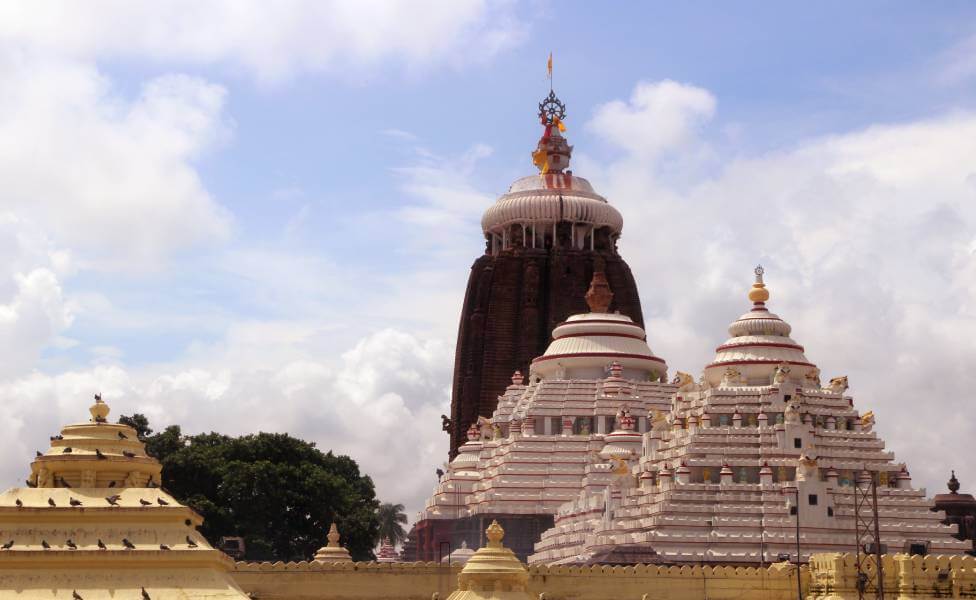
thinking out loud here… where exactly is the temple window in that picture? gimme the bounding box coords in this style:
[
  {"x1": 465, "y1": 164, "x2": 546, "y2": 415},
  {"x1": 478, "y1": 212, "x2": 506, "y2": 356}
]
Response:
[
  {"x1": 808, "y1": 494, "x2": 818, "y2": 505},
  {"x1": 794, "y1": 438, "x2": 802, "y2": 448},
  {"x1": 551, "y1": 417, "x2": 563, "y2": 435}
]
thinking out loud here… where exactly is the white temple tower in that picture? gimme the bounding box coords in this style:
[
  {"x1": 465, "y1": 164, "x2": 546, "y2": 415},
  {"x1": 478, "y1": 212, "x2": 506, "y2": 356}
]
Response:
[{"x1": 530, "y1": 268, "x2": 971, "y2": 564}]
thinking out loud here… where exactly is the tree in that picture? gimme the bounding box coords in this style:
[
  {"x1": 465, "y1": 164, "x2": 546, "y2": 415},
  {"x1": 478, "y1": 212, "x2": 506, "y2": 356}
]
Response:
[
  {"x1": 117, "y1": 414, "x2": 380, "y2": 561},
  {"x1": 376, "y1": 502, "x2": 408, "y2": 546}
]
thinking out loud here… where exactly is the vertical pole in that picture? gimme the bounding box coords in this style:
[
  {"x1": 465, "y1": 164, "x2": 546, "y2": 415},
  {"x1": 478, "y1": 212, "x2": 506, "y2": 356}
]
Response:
[
  {"x1": 871, "y1": 473, "x2": 885, "y2": 599},
  {"x1": 795, "y1": 488, "x2": 803, "y2": 600}
]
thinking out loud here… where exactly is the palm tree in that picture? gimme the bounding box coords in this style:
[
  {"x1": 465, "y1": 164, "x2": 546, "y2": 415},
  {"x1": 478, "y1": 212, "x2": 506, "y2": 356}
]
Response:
[{"x1": 376, "y1": 502, "x2": 408, "y2": 547}]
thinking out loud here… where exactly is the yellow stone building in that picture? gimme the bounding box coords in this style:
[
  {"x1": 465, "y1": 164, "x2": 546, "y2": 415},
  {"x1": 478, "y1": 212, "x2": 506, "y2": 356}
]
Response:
[{"x1": 0, "y1": 396, "x2": 248, "y2": 599}]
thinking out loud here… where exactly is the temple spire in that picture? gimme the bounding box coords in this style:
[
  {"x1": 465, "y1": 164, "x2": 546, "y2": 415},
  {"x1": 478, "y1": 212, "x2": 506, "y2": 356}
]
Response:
[
  {"x1": 531, "y1": 86, "x2": 572, "y2": 174},
  {"x1": 748, "y1": 264, "x2": 770, "y2": 305},
  {"x1": 585, "y1": 271, "x2": 614, "y2": 313}
]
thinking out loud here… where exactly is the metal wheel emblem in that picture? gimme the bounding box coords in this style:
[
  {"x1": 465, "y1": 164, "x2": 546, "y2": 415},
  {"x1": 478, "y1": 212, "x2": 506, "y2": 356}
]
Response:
[{"x1": 538, "y1": 91, "x2": 566, "y2": 125}]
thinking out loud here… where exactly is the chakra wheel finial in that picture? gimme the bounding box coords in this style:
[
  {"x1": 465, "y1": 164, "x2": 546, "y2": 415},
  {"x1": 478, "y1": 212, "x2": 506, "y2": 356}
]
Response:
[{"x1": 538, "y1": 90, "x2": 566, "y2": 126}]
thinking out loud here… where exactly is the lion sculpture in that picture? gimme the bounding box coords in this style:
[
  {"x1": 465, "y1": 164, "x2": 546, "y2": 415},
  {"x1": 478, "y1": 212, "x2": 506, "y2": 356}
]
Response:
[
  {"x1": 671, "y1": 371, "x2": 696, "y2": 392},
  {"x1": 826, "y1": 375, "x2": 849, "y2": 394}
]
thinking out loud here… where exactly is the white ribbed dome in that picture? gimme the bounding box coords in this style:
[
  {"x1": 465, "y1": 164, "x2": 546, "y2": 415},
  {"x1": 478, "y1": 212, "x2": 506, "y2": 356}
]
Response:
[
  {"x1": 704, "y1": 274, "x2": 816, "y2": 385},
  {"x1": 530, "y1": 312, "x2": 666, "y2": 381},
  {"x1": 481, "y1": 174, "x2": 623, "y2": 235}
]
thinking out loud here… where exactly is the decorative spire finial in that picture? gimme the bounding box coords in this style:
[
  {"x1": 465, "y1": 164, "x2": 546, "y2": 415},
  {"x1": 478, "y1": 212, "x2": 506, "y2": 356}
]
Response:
[
  {"x1": 89, "y1": 393, "x2": 110, "y2": 423},
  {"x1": 585, "y1": 271, "x2": 614, "y2": 313},
  {"x1": 485, "y1": 520, "x2": 505, "y2": 548},
  {"x1": 949, "y1": 470, "x2": 960, "y2": 494},
  {"x1": 748, "y1": 265, "x2": 770, "y2": 304},
  {"x1": 327, "y1": 523, "x2": 341, "y2": 547},
  {"x1": 531, "y1": 65, "x2": 572, "y2": 174}
]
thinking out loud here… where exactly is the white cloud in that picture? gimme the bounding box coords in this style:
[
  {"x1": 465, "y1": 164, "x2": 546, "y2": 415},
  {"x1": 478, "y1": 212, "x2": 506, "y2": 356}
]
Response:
[
  {"x1": 0, "y1": 0, "x2": 525, "y2": 84},
  {"x1": 0, "y1": 57, "x2": 232, "y2": 268},
  {"x1": 586, "y1": 80, "x2": 976, "y2": 497},
  {"x1": 0, "y1": 328, "x2": 452, "y2": 517},
  {"x1": 587, "y1": 80, "x2": 716, "y2": 160}
]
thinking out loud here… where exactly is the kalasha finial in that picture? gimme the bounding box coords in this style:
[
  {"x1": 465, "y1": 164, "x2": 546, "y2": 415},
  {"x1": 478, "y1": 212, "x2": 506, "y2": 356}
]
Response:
[
  {"x1": 748, "y1": 264, "x2": 770, "y2": 304},
  {"x1": 585, "y1": 271, "x2": 614, "y2": 313},
  {"x1": 485, "y1": 520, "x2": 505, "y2": 548},
  {"x1": 327, "y1": 523, "x2": 341, "y2": 547},
  {"x1": 949, "y1": 470, "x2": 961, "y2": 494},
  {"x1": 89, "y1": 393, "x2": 110, "y2": 423}
]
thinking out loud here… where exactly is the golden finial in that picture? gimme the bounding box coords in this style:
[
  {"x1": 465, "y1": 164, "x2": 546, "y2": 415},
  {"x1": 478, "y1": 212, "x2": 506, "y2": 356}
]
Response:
[
  {"x1": 485, "y1": 520, "x2": 505, "y2": 548},
  {"x1": 89, "y1": 393, "x2": 110, "y2": 423},
  {"x1": 748, "y1": 264, "x2": 769, "y2": 304},
  {"x1": 327, "y1": 523, "x2": 341, "y2": 547},
  {"x1": 585, "y1": 271, "x2": 613, "y2": 313}
]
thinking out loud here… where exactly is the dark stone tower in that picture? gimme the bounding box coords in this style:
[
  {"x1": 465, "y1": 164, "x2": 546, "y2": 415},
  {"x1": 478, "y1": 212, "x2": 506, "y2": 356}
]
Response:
[{"x1": 446, "y1": 91, "x2": 645, "y2": 457}]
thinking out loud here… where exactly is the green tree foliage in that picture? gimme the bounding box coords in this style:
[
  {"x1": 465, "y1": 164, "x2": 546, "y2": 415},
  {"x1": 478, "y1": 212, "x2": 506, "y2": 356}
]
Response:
[
  {"x1": 118, "y1": 414, "x2": 380, "y2": 561},
  {"x1": 376, "y1": 502, "x2": 408, "y2": 546}
]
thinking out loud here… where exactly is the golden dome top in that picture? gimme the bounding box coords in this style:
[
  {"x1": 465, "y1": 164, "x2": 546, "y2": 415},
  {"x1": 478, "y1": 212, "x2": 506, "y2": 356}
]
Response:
[{"x1": 748, "y1": 264, "x2": 769, "y2": 303}]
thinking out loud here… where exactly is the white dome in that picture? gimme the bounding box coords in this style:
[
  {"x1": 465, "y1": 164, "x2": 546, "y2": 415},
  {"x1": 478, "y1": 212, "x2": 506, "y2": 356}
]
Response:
[
  {"x1": 704, "y1": 277, "x2": 816, "y2": 385},
  {"x1": 531, "y1": 312, "x2": 666, "y2": 381},
  {"x1": 481, "y1": 174, "x2": 623, "y2": 235}
]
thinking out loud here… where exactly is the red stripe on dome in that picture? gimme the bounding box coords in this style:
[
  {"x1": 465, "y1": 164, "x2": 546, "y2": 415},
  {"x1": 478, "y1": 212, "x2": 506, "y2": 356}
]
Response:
[
  {"x1": 554, "y1": 332, "x2": 646, "y2": 341},
  {"x1": 554, "y1": 318, "x2": 642, "y2": 328},
  {"x1": 533, "y1": 352, "x2": 666, "y2": 365},
  {"x1": 705, "y1": 359, "x2": 816, "y2": 368},
  {"x1": 715, "y1": 341, "x2": 805, "y2": 352}
]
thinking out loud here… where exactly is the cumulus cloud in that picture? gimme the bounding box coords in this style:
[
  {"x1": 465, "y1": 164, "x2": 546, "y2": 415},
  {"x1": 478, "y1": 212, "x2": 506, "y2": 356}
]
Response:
[
  {"x1": 585, "y1": 80, "x2": 976, "y2": 496},
  {"x1": 0, "y1": 0, "x2": 525, "y2": 84},
  {"x1": 0, "y1": 328, "x2": 452, "y2": 515},
  {"x1": 0, "y1": 56, "x2": 231, "y2": 267},
  {"x1": 587, "y1": 80, "x2": 716, "y2": 160}
]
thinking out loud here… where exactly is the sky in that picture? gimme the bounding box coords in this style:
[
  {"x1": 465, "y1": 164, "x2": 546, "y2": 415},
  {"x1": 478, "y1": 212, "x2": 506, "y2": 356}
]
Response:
[{"x1": 1, "y1": 1, "x2": 975, "y2": 524}]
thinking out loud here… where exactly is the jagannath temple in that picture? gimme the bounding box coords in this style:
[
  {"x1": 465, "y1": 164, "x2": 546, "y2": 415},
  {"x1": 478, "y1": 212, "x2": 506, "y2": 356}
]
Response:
[
  {"x1": 405, "y1": 85, "x2": 976, "y2": 566},
  {"x1": 3, "y1": 72, "x2": 976, "y2": 600}
]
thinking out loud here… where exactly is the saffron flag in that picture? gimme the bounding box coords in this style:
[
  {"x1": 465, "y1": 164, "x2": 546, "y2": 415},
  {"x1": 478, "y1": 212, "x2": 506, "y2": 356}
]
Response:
[{"x1": 547, "y1": 52, "x2": 553, "y2": 80}]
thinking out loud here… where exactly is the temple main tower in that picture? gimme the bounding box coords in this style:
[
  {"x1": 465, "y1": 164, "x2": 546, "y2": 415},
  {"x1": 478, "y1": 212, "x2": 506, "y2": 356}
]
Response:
[{"x1": 448, "y1": 89, "x2": 645, "y2": 457}]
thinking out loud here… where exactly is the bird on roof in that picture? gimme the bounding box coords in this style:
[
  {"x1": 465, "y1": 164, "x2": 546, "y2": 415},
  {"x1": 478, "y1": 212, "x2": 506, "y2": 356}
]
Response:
[
  {"x1": 186, "y1": 536, "x2": 198, "y2": 548},
  {"x1": 105, "y1": 494, "x2": 121, "y2": 506},
  {"x1": 157, "y1": 497, "x2": 169, "y2": 506},
  {"x1": 95, "y1": 449, "x2": 107, "y2": 460},
  {"x1": 14, "y1": 499, "x2": 22, "y2": 507},
  {"x1": 97, "y1": 539, "x2": 106, "y2": 550},
  {"x1": 160, "y1": 544, "x2": 171, "y2": 550},
  {"x1": 66, "y1": 539, "x2": 77, "y2": 549},
  {"x1": 122, "y1": 450, "x2": 136, "y2": 458},
  {"x1": 72, "y1": 591, "x2": 82, "y2": 600},
  {"x1": 108, "y1": 480, "x2": 117, "y2": 488},
  {"x1": 139, "y1": 498, "x2": 151, "y2": 506},
  {"x1": 35, "y1": 451, "x2": 42, "y2": 457},
  {"x1": 1, "y1": 540, "x2": 12, "y2": 550},
  {"x1": 141, "y1": 587, "x2": 151, "y2": 600},
  {"x1": 122, "y1": 538, "x2": 135, "y2": 549},
  {"x1": 47, "y1": 497, "x2": 56, "y2": 507},
  {"x1": 63, "y1": 447, "x2": 72, "y2": 453},
  {"x1": 24, "y1": 479, "x2": 35, "y2": 488},
  {"x1": 69, "y1": 497, "x2": 82, "y2": 507},
  {"x1": 118, "y1": 430, "x2": 128, "y2": 440},
  {"x1": 50, "y1": 435, "x2": 63, "y2": 441},
  {"x1": 41, "y1": 540, "x2": 50, "y2": 549}
]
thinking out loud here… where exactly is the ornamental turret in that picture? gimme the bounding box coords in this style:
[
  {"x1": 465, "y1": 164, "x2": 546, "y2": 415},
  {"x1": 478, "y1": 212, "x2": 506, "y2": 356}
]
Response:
[
  {"x1": 704, "y1": 266, "x2": 816, "y2": 386},
  {"x1": 29, "y1": 394, "x2": 161, "y2": 489}
]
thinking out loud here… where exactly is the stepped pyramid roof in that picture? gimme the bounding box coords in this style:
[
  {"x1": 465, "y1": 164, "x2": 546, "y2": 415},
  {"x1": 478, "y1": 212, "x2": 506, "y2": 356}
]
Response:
[
  {"x1": 530, "y1": 269, "x2": 971, "y2": 565},
  {"x1": 0, "y1": 395, "x2": 248, "y2": 598}
]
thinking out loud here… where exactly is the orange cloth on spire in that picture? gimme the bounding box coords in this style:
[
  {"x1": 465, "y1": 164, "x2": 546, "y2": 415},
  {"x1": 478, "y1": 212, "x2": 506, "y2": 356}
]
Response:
[
  {"x1": 547, "y1": 53, "x2": 553, "y2": 79},
  {"x1": 532, "y1": 147, "x2": 549, "y2": 174}
]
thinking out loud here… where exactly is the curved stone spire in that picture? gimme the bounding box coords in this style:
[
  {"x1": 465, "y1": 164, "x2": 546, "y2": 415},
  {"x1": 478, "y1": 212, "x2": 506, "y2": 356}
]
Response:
[{"x1": 704, "y1": 266, "x2": 816, "y2": 386}]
